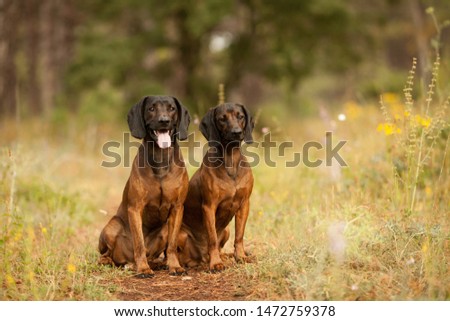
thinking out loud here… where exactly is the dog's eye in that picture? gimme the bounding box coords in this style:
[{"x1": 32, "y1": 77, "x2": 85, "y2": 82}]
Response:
[
  {"x1": 237, "y1": 114, "x2": 244, "y2": 120},
  {"x1": 149, "y1": 107, "x2": 155, "y2": 112},
  {"x1": 219, "y1": 116, "x2": 227, "y2": 122},
  {"x1": 169, "y1": 106, "x2": 176, "y2": 112}
]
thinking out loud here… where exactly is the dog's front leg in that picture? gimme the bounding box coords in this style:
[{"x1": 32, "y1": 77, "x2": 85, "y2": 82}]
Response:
[
  {"x1": 202, "y1": 202, "x2": 224, "y2": 271},
  {"x1": 128, "y1": 203, "x2": 154, "y2": 278},
  {"x1": 234, "y1": 198, "x2": 251, "y2": 263},
  {"x1": 166, "y1": 204, "x2": 186, "y2": 275}
]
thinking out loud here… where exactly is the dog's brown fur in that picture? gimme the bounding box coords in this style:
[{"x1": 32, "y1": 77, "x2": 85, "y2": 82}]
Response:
[
  {"x1": 178, "y1": 103, "x2": 254, "y2": 271},
  {"x1": 98, "y1": 96, "x2": 190, "y2": 277}
]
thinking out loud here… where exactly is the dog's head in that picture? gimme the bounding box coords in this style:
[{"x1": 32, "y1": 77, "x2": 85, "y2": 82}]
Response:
[
  {"x1": 200, "y1": 103, "x2": 254, "y2": 147},
  {"x1": 127, "y1": 96, "x2": 190, "y2": 148}
]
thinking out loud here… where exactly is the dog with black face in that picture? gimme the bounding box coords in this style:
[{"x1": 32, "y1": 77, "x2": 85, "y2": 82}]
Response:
[
  {"x1": 178, "y1": 102, "x2": 254, "y2": 272},
  {"x1": 98, "y1": 96, "x2": 190, "y2": 277}
]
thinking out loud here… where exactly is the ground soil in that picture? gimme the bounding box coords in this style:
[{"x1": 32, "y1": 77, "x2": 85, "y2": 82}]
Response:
[{"x1": 111, "y1": 257, "x2": 252, "y2": 301}]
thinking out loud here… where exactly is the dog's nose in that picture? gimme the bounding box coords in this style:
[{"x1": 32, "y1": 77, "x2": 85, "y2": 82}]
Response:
[
  {"x1": 231, "y1": 127, "x2": 243, "y2": 135},
  {"x1": 158, "y1": 115, "x2": 170, "y2": 124}
]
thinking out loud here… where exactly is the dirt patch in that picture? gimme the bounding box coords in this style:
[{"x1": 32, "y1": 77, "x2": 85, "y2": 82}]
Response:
[{"x1": 113, "y1": 266, "x2": 250, "y2": 301}]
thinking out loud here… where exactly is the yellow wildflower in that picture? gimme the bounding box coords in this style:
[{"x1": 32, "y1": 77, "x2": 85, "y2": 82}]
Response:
[
  {"x1": 6, "y1": 274, "x2": 15, "y2": 286},
  {"x1": 415, "y1": 115, "x2": 431, "y2": 128},
  {"x1": 14, "y1": 231, "x2": 22, "y2": 242},
  {"x1": 67, "y1": 263, "x2": 77, "y2": 274},
  {"x1": 404, "y1": 111, "x2": 411, "y2": 117},
  {"x1": 376, "y1": 123, "x2": 385, "y2": 133},
  {"x1": 377, "y1": 123, "x2": 401, "y2": 136}
]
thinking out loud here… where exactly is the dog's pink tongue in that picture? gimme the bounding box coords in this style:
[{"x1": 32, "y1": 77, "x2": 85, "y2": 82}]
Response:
[{"x1": 156, "y1": 131, "x2": 171, "y2": 148}]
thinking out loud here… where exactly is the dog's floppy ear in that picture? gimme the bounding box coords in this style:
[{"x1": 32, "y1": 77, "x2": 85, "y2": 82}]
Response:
[
  {"x1": 127, "y1": 96, "x2": 150, "y2": 139},
  {"x1": 238, "y1": 104, "x2": 254, "y2": 144},
  {"x1": 172, "y1": 96, "x2": 190, "y2": 141},
  {"x1": 200, "y1": 107, "x2": 221, "y2": 146}
]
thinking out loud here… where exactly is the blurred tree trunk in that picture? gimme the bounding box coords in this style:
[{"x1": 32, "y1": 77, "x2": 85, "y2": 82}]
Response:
[
  {"x1": 224, "y1": 1, "x2": 258, "y2": 96},
  {"x1": 58, "y1": 0, "x2": 76, "y2": 111},
  {"x1": 41, "y1": 0, "x2": 58, "y2": 114},
  {"x1": 40, "y1": 0, "x2": 76, "y2": 113},
  {"x1": 0, "y1": 0, "x2": 21, "y2": 117},
  {"x1": 25, "y1": 0, "x2": 42, "y2": 115},
  {"x1": 409, "y1": 0, "x2": 430, "y2": 87},
  {"x1": 171, "y1": 6, "x2": 202, "y2": 106}
]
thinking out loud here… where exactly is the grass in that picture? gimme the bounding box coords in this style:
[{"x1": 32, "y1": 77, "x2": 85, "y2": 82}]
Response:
[
  {"x1": 235, "y1": 58, "x2": 449, "y2": 300},
  {"x1": 0, "y1": 63, "x2": 448, "y2": 300},
  {"x1": 0, "y1": 120, "x2": 133, "y2": 300},
  {"x1": 237, "y1": 155, "x2": 448, "y2": 300}
]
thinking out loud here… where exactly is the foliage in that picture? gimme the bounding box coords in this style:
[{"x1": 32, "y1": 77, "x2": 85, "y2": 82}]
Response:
[{"x1": 4, "y1": 0, "x2": 450, "y2": 116}]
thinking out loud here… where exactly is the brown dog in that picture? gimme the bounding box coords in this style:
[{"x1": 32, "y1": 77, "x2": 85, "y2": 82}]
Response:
[
  {"x1": 178, "y1": 102, "x2": 254, "y2": 271},
  {"x1": 98, "y1": 96, "x2": 190, "y2": 277}
]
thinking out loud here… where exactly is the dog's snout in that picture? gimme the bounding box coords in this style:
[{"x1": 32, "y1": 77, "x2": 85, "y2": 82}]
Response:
[
  {"x1": 231, "y1": 127, "x2": 243, "y2": 134},
  {"x1": 158, "y1": 115, "x2": 170, "y2": 124}
]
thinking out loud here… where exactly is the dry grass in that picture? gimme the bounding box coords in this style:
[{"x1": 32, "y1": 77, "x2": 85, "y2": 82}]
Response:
[{"x1": 235, "y1": 60, "x2": 449, "y2": 300}]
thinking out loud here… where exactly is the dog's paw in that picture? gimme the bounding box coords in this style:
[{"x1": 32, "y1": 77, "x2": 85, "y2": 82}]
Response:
[
  {"x1": 98, "y1": 256, "x2": 114, "y2": 266},
  {"x1": 135, "y1": 272, "x2": 155, "y2": 279},
  {"x1": 169, "y1": 266, "x2": 187, "y2": 276},
  {"x1": 135, "y1": 268, "x2": 155, "y2": 279},
  {"x1": 150, "y1": 262, "x2": 168, "y2": 271},
  {"x1": 234, "y1": 251, "x2": 255, "y2": 264},
  {"x1": 210, "y1": 263, "x2": 226, "y2": 273}
]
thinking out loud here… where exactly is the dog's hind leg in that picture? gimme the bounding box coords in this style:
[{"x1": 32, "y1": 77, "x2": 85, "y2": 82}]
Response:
[{"x1": 98, "y1": 216, "x2": 126, "y2": 266}]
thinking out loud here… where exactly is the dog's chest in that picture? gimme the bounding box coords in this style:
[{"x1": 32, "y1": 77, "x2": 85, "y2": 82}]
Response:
[
  {"x1": 143, "y1": 177, "x2": 183, "y2": 223},
  {"x1": 216, "y1": 177, "x2": 248, "y2": 217}
]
